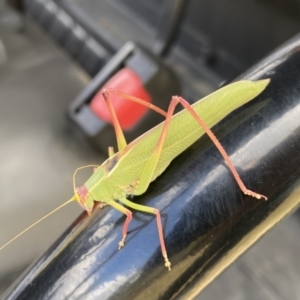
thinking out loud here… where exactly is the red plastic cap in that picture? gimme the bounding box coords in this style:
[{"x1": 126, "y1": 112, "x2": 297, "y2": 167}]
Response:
[{"x1": 90, "y1": 68, "x2": 152, "y2": 130}]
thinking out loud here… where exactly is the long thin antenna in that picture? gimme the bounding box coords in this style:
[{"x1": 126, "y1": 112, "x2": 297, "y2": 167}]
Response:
[{"x1": 0, "y1": 196, "x2": 76, "y2": 251}]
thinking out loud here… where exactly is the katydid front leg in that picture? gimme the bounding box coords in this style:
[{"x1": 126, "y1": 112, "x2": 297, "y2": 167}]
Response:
[
  {"x1": 118, "y1": 197, "x2": 171, "y2": 271},
  {"x1": 108, "y1": 200, "x2": 132, "y2": 249}
]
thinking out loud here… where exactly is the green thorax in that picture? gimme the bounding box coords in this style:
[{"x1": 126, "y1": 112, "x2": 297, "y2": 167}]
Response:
[{"x1": 84, "y1": 165, "x2": 124, "y2": 203}]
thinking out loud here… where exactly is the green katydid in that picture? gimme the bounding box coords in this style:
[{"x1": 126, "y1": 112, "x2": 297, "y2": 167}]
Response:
[{"x1": 0, "y1": 79, "x2": 270, "y2": 270}]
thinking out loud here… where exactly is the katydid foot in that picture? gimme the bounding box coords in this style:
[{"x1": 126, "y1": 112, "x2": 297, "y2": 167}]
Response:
[
  {"x1": 243, "y1": 189, "x2": 268, "y2": 200},
  {"x1": 118, "y1": 234, "x2": 127, "y2": 250}
]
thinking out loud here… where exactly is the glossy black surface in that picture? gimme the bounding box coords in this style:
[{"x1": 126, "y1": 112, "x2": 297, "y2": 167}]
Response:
[{"x1": 4, "y1": 35, "x2": 300, "y2": 299}]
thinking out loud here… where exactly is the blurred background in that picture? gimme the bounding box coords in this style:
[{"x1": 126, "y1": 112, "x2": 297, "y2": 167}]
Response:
[{"x1": 0, "y1": 0, "x2": 300, "y2": 299}]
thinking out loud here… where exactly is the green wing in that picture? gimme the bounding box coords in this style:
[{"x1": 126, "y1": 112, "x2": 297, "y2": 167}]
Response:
[{"x1": 105, "y1": 79, "x2": 270, "y2": 190}]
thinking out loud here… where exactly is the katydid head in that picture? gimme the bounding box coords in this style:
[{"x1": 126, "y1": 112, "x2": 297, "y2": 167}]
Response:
[{"x1": 75, "y1": 185, "x2": 94, "y2": 216}]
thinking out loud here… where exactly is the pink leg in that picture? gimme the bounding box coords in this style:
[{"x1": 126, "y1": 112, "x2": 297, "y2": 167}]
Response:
[
  {"x1": 136, "y1": 95, "x2": 267, "y2": 200},
  {"x1": 101, "y1": 88, "x2": 167, "y2": 152},
  {"x1": 175, "y1": 96, "x2": 267, "y2": 200},
  {"x1": 118, "y1": 210, "x2": 133, "y2": 250},
  {"x1": 154, "y1": 209, "x2": 171, "y2": 271},
  {"x1": 120, "y1": 198, "x2": 171, "y2": 270},
  {"x1": 108, "y1": 200, "x2": 133, "y2": 249}
]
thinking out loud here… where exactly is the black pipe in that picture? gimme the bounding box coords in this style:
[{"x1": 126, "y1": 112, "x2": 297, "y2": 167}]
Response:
[{"x1": 3, "y1": 34, "x2": 300, "y2": 299}]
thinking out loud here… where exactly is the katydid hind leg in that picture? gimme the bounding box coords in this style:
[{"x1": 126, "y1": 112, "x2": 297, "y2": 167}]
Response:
[
  {"x1": 175, "y1": 96, "x2": 267, "y2": 200},
  {"x1": 134, "y1": 95, "x2": 267, "y2": 200},
  {"x1": 120, "y1": 198, "x2": 171, "y2": 270}
]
